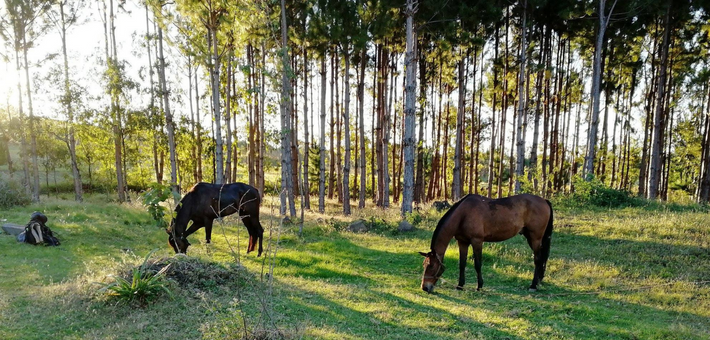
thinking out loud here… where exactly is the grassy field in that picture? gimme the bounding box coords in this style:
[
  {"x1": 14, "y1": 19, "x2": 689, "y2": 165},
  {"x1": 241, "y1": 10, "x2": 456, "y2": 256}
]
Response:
[{"x1": 0, "y1": 195, "x2": 708, "y2": 339}]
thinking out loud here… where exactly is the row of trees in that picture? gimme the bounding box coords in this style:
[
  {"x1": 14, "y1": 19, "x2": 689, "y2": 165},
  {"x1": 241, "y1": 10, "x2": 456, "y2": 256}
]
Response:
[{"x1": 2, "y1": 0, "x2": 710, "y2": 217}]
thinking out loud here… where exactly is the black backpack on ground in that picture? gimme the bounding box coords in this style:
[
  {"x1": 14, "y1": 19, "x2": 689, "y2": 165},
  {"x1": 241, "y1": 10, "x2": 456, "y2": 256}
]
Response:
[{"x1": 21, "y1": 212, "x2": 60, "y2": 246}]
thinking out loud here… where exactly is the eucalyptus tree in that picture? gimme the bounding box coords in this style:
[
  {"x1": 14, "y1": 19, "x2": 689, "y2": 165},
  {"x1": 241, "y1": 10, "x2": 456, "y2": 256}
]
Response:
[
  {"x1": 2, "y1": 0, "x2": 50, "y2": 201},
  {"x1": 147, "y1": 0, "x2": 178, "y2": 195},
  {"x1": 45, "y1": 0, "x2": 84, "y2": 201},
  {"x1": 401, "y1": 0, "x2": 417, "y2": 215}
]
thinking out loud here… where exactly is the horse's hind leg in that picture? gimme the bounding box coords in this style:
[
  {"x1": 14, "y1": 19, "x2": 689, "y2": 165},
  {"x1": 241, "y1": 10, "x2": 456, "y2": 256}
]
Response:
[
  {"x1": 242, "y1": 213, "x2": 264, "y2": 256},
  {"x1": 524, "y1": 231, "x2": 543, "y2": 291},
  {"x1": 204, "y1": 219, "x2": 214, "y2": 243},
  {"x1": 472, "y1": 241, "x2": 484, "y2": 291},
  {"x1": 456, "y1": 240, "x2": 470, "y2": 290}
]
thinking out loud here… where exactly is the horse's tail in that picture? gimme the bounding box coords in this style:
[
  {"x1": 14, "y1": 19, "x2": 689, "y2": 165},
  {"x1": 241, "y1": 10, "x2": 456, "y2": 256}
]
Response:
[{"x1": 540, "y1": 200, "x2": 554, "y2": 279}]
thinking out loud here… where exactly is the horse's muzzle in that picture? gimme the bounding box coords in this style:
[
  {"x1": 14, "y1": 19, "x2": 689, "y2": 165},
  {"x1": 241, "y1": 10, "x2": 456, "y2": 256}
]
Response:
[{"x1": 422, "y1": 283, "x2": 434, "y2": 293}]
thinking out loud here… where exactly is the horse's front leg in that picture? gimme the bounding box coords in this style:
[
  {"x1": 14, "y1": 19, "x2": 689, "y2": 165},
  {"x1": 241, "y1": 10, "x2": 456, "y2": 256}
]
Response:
[
  {"x1": 472, "y1": 240, "x2": 484, "y2": 291},
  {"x1": 456, "y1": 239, "x2": 469, "y2": 290}
]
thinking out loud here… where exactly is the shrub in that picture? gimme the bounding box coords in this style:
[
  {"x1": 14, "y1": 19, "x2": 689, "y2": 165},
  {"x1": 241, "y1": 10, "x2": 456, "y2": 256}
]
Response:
[
  {"x1": 141, "y1": 182, "x2": 174, "y2": 228},
  {"x1": 562, "y1": 175, "x2": 637, "y2": 208},
  {"x1": 99, "y1": 250, "x2": 172, "y2": 305},
  {"x1": 0, "y1": 175, "x2": 31, "y2": 208}
]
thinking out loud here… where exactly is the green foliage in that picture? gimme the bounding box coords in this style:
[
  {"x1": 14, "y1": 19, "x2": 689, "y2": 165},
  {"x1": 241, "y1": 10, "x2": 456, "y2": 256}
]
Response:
[
  {"x1": 0, "y1": 176, "x2": 31, "y2": 208},
  {"x1": 405, "y1": 209, "x2": 424, "y2": 226},
  {"x1": 98, "y1": 250, "x2": 172, "y2": 305},
  {"x1": 560, "y1": 175, "x2": 637, "y2": 208},
  {"x1": 140, "y1": 182, "x2": 173, "y2": 228}
]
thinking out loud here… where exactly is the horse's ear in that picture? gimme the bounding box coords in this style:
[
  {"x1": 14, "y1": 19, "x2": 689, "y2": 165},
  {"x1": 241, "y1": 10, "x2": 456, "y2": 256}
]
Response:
[{"x1": 418, "y1": 251, "x2": 428, "y2": 257}]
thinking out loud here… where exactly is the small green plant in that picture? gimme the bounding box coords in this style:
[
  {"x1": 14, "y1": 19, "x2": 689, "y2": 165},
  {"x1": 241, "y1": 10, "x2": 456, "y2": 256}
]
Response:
[
  {"x1": 405, "y1": 210, "x2": 424, "y2": 226},
  {"x1": 99, "y1": 250, "x2": 172, "y2": 305},
  {"x1": 141, "y1": 182, "x2": 173, "y2": 228}
]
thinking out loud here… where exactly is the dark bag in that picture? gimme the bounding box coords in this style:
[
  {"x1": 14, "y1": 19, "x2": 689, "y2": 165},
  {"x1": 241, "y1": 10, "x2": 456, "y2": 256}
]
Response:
[{"x1": 23, "y1": 212, "x2": 60, "y2": 246}]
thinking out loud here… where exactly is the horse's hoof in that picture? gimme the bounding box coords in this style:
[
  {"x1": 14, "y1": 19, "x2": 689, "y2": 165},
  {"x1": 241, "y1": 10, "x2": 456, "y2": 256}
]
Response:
[
  {"x1": 205, "y1": 239, "x2": 211, "y2": 244},
  {"x1": 456, "y1": 286, "x2": 464, "y2": 291}
]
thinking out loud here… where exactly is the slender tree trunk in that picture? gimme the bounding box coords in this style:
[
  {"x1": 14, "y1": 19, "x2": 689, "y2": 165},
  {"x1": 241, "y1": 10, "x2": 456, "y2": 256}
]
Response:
[
  {"x1": 319, "y1": 54, "x2": 327, "y2": 212},
  {"x1": 60, "y1": 1, "x2": 82, "y2": 201},
  {"x1": 585, "y1": 0, "x2": 617, "y2": 179},
  {"x1": 280, "y1": 0, "x2": 296, "y2": 216},
  {"x1": 358, "y1": 48, "x2": 367, "y2": 209},
  {"x1": 342, "y1": 46, "x2": 352, "y2": 215},
  {"x1": 195, "y1": 68, "x2": 203, "y2": 182},
  {"x1": 248, "y1": 44, "x2": 256, "y2": 186},
  {"x1": 208, "y1": 14, "x2": 224, "y2": 184},
  {"x1": 515, "y1": 0, "x2": 528, "y2": 194},
  {"x1": 226, "y1": 51, "x2": 234, "y2": 183},
  {"x1": 649, "y1": 5, "x2": 671, "y2": 200},
  {"x1": 414, "y1": 41, "x2": 426, "y2": 204},
  {"x1": 303, "y1": 48, "x2": 311, "y2": 209},
  {"x1": 328, "y1": 52, "x2": 336, "y2": 199},
  {"x1": 156, "y1": 24, "x2": 179, "y2": 195},
  {"x1": 402, "y1": 0, "x2": 418, "y2": 215},
  {"x1": 488, "y1": 24, "x2": 499, "y2": 198},
  {"x1": 383, "y1": 48, "x2": 392, "y2": 208},
  {"x1": 453, "y1": 50, "x2": 465, "y2": 200}
]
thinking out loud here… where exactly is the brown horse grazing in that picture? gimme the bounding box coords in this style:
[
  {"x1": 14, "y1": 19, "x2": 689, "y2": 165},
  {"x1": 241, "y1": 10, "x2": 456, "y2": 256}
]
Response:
[
  {"x1": 420, "y1": 194, "x2": 553, "y2": 293},
  {"x1": 166, "y1": 182, "x2": 263, "y2": 256}
]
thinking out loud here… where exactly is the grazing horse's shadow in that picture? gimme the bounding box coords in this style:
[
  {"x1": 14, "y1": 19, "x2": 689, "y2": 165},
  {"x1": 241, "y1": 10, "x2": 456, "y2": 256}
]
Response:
[{"x1": 167, "y1": 182, "x2": 263, "y2": 256}]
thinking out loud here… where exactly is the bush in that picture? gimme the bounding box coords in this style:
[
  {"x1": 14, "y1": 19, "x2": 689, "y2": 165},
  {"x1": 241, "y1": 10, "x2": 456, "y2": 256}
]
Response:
[
  {"x1": 141, "y1": 182, "x2": 175, "y2": 228},
  {"x1": 562, "y1": 175, "x2": 637, "y2": 208},
  {"x1": 0, "y1": 175, "x2": 31, "y2": 208}
]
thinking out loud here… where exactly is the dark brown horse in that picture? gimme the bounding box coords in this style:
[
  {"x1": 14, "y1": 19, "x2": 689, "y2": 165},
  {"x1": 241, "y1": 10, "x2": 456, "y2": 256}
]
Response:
[
  {"x1": 167, "y1": 182, "x2": 263, "y2": 256},
  {"x1": 420, "y1": 194, "x2": 553, "y2": 293}
]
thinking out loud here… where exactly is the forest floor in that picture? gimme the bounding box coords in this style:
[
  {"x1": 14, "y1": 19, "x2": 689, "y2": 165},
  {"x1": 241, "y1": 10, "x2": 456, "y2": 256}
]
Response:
[{"x1": 0, "y1": 194, "x2": 709, "y2": 339}]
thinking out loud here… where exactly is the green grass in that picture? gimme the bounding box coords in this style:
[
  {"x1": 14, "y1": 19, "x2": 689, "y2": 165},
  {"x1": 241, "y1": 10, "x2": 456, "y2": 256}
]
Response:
[{"x1": 0, "y1": 195, "x2": 708, "y2": 339}]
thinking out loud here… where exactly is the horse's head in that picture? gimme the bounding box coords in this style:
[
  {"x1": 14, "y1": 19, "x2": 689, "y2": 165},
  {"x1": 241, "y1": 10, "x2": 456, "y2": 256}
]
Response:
[
  {"x1": 419, "y1": 251, "x2": 445, "y2": 293},
  {"x1": 166, "y1": 228, "x2": 190, "y2": 254}
]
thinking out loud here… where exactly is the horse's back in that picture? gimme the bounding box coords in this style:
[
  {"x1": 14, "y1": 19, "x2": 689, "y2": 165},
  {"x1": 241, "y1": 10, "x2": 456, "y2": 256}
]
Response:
[{"x1": 460, "y1": 194, "x2": 549, "y2": 242}]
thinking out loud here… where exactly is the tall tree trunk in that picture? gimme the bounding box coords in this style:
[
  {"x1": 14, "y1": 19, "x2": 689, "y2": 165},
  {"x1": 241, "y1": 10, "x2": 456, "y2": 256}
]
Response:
[
  {"x1": 258, "y1": 43, "x2": 266, "y2": 194},
  {"x1": 699, "y1": 83, "x2": 710, "y2": 202},
  {"x1": 585, "y1": 0, "x2": 616, "y2": 179},
  {"x1": 342, "y1": 46, "x2": 352, "y2": 216},
  {"x1": 402, "y1": 0, "x2": 418, "y2": 215},
  {"x1": 106, "y1": 0, "x2": 125, "y2": 202},
  {"x1": 453, "y1": 49, "x2": 465, "y2": 200},
  {"x1": 488, "y1": 24, "x2": 500, "y2": 198},
  {"x1": 248, "y1": 44, "x2": 256, "y2": 186},
  {"x1": 328, "y1": 52, "x2": 336, "y2": 199},
  {"x1": 303, "y1": 48, "x2": 311, "y2": 209},
  {"x1": 649, "y1": 5, "x2": 671, "y2": 200},
  {"x1": 224, "y1": 51, "x2": 233, "y2": 183},
  {"x1": 279, "y1": 0, "x2": 296, "y2": 216},
  {"x1": 61, "y1": 1, "x2": 82, "y2": 201},
  {"x1": 209, "y1": 24, "x2": 223, "y2": 184},
  {"x1": 383, "y1": 48, "x2": 392, "y2": 208},
  {"x1": 157, "y1": 24, "x2": 179, "y2": 195},
  {"x1": 358, "y1": 48, "x2": 367, "y2": 209},
  {"x1": 195, "y1": 68, "x2": 203, "y2": 182},
  {"x1": 414, "y1": 40, "x2": 426, "y2": 204},
  {"x1": 319, "y1": 54, "x2": 327, "y2": 212},
  {"x1": 514, "y1": 0, "x2": 528, "y2": 194}
]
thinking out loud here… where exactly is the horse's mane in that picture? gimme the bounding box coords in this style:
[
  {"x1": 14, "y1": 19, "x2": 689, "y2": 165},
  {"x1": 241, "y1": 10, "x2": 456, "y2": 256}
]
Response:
[{"x1": 430, "y1": 194, "x2": 471, "y2": 250}]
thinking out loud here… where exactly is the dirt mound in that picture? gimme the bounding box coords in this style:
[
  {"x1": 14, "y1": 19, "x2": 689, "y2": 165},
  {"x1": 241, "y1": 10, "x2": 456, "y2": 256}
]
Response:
[{"x1": 140, "y1": 256, "x2": 247, "y2": 290}]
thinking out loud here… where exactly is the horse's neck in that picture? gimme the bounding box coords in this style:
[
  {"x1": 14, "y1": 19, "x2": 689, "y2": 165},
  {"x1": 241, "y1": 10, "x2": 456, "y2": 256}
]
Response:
[{"x1": 432, "y1": 221, "x2": 457, "y2": 257}]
